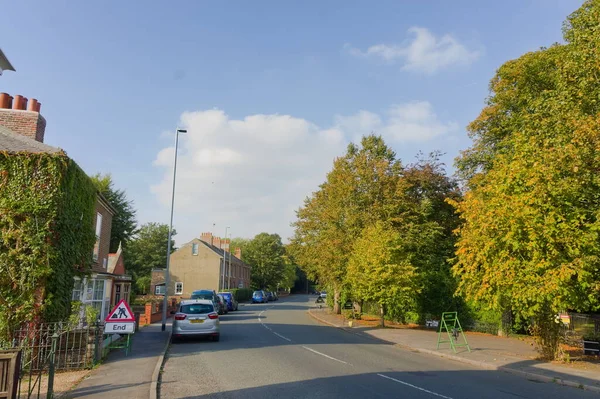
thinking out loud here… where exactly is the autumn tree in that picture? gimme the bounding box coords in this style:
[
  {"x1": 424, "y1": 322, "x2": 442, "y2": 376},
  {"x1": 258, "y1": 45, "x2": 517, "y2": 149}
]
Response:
[
  {"x1": 347, "y1": 222, "x2": 420, "y2": 326},
  {"x1": 291, "y1": 135, "x2": 404, "y2": 313},
  {"x1": 453, "y1": 1, "x2": 600, "y2": 358}
]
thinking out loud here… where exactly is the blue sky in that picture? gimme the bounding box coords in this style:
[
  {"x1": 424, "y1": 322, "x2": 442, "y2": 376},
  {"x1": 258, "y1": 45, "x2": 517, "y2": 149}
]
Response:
[{"x1": 1, "y1": 1, "x2": 583, "y2": 244}]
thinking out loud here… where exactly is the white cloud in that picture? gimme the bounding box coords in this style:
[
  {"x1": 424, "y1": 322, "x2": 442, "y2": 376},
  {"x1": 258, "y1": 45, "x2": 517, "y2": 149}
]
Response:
[
  {"x1": 345, "y1": 27, "x2": 480, "y2": 74},
  {"x1": 151, "y1": 102, "x2": 456, "y2": 243}
]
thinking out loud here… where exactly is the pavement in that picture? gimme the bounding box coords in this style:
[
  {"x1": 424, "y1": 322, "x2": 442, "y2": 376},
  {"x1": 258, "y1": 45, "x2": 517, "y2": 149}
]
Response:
[
  {"x1": 309, "y1": 306, "x2": 600, "y2": 393},
  {"x1": 67, "y1": 321, "x2": 170, "y2": 399},
  {"x1": 159, "y1": 295, "x2": 600, "y2": 398}
]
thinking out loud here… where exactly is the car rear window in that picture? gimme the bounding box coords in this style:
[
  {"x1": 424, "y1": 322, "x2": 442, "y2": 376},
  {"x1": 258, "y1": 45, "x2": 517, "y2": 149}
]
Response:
[
  {"x1": 191, "y1": 293, "x2": 213, "y2": 300},
  {"x1": 180, "y1": 304, "x2": 214, "y2": 314},
  {"x1": 253, "y1": 291, "x2": 262, "y2": 296}
]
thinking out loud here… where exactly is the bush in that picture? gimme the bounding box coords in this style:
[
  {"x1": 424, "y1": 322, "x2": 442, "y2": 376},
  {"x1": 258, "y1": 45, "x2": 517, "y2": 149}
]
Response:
[{"x1": 225, "y1": 288, "x2": 253, "y2": 302}]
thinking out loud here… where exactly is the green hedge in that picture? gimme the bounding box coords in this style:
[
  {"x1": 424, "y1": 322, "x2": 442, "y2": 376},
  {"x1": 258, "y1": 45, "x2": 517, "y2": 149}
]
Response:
[
  {"x1": 225, "y1": 288, "x2": 253, "y2": 302},
  {"x1": 0, "y1": 152, "x2": 96, "y2": 339}
]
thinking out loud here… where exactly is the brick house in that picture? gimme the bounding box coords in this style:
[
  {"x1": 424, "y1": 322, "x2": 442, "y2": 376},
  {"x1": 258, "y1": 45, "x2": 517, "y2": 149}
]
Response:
[
  {"x1": 152, "y1": 232, "x2": 251, "y2": 297},
  {"x1": 0, "y1": 92, "x2": 131, "y2": 320}
]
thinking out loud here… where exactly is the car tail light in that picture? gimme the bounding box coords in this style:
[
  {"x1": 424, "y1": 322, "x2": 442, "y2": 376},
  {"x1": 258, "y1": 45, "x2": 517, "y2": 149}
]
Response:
[
  {"x1": 175, "y1": 314, "x2": 187, "y2": 321},
  {"x1": 208, "y1": 313, "x2": 218, "y2": 320}
]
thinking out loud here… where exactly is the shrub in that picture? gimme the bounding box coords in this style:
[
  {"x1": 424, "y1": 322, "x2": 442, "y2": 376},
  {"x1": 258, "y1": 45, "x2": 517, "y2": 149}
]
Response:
[{"x1": 225, "y1": 288, "x2": 253, "y2": 302}]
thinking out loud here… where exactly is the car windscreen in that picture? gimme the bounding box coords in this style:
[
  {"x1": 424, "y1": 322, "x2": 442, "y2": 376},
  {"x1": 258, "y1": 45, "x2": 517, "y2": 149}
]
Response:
[{"x1": 180, "y1": 304, "x2": 214, "y2": 314}]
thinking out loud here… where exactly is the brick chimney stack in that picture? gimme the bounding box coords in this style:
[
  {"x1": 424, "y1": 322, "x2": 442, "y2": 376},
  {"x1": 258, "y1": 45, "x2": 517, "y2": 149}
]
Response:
[
  {"x1": 234, "y1": 247, "x2": 241, "y2": 259},
  {"x1": 0, "y1": 93, "x2": 46, "y2": 142},
  {"x1": 213, "y1": 236, "x2": 222, "y2": 249},
  {"x1": 222, "y1": 239, "x2": 230, "y2": 252},
  {"x1": 200, "y1": 232, "x2": 213, "y2": 246}
]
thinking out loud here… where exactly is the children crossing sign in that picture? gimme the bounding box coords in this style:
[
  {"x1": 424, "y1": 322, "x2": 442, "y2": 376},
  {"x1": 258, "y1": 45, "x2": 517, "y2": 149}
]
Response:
[{"x1": 104, "y1": 299, "x2": 136, "y2": 334}]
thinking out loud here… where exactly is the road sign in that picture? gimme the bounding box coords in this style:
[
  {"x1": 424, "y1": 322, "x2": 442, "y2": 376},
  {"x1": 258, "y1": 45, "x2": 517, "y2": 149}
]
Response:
[
  {"x1": 105, "y1": 299, "x2": 135, "y2": 322},
  {"x1": 104, "y1": 322, "x2": 135, "y2": 334}
]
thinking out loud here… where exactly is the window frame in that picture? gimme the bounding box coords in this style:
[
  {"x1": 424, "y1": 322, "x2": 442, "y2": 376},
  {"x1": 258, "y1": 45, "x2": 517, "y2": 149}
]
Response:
[
  {"x1": 175, "y1": 282, "x2": 183, "y2": 295},
  {"x1": 191, "y1": 243, "x2": 199, "y2": 256}
]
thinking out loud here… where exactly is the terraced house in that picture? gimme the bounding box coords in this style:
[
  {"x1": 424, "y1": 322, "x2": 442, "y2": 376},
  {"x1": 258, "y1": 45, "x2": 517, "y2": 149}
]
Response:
[{"x1": 152, "y1": 232, "x2": 251, "y2": 297}]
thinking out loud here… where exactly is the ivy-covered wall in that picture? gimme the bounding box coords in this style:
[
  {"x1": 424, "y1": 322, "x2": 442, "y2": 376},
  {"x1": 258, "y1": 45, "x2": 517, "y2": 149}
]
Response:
[{"x1": 0, "y1": 151, "x2": 96, "y2": 338}]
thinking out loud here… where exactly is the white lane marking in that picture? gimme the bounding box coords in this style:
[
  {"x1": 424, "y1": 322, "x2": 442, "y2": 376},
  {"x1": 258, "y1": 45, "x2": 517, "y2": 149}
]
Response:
[
  {"x1": 301, "y1": 346, "x2": 348, "y2": 364},
  {"x1": 258, "y1": 308, "x2": 292, "y2": 341},
  {"x1": 377, "y1": 374, "x2": 453, "y2": 399},
  {"x1": 273, "y1": 332, "x2": 292, "y2": 342}
]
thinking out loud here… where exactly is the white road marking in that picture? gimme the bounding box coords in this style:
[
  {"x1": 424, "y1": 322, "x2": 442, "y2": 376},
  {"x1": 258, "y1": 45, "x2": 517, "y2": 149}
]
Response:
[
  {"x1": 377, "y1": 374, "x2": 453, "y2": 399},
  {"x1": 258, "y1": 308, "x2": 292, "y2": 341},
  {"x1": 301, "y1": 346, "x2": 348, "y2": 364},
  {"x1": 273, "y1": 332, "x2": 292, "y2": 342}
]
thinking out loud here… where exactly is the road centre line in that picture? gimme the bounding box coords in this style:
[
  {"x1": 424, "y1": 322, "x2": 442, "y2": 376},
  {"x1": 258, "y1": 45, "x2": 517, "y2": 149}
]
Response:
[
  {"x1": 258, "y1": 307, "x2": 292, "y2": 341},
  {"x1": 377, "y1": 374, "x2": 453, "y2": 399},
  {"x1": 273, "y1": 332, "x2": 292, "y2": 342},
  {"x1": 301, "y1": 346, "x2": 348, "y2": 364}
]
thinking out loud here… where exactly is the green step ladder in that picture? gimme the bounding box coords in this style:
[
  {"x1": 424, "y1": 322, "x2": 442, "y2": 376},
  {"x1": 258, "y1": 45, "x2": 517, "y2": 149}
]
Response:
[{"x1": 436, "y1": 312, "x2": 470, "y2": 353}]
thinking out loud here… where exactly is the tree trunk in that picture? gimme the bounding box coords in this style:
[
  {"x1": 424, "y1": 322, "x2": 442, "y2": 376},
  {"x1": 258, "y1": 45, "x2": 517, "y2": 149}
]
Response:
[
  {"x1": 333, "y1": 289, "x2": 341, "y2": 314},
  {"x1": 353, "y1": 300, "x2": 363, "y2": 319},
  {"x1": 380, "y1": 304, "x2": 385, "y2": 327},
  {"x1": 498, "y1": 309, "x2": 512, "y2": 337}
]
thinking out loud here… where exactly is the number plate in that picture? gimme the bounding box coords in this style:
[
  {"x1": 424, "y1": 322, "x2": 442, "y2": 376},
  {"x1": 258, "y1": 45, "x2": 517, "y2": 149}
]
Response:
[{"x1": 190, "y1": 319, "x2": 204, "y2": 324}]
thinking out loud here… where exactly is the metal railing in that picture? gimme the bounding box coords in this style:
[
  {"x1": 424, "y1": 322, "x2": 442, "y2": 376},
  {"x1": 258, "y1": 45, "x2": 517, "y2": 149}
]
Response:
[{"x1": 0, "y1": 322, "x2": 103, "y2": 399}]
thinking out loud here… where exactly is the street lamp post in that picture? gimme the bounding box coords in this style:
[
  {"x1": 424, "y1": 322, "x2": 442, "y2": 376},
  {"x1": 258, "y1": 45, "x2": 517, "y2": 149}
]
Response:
[
  {"x1": 161, "y1": 128, "x2": 187, "y2": 332},
  {"x1": 227, "y1": 232, "x2": 232, "y2": 289},
  {"x1": 222, "y1": 227, "x2": 229, "y2": 291}
]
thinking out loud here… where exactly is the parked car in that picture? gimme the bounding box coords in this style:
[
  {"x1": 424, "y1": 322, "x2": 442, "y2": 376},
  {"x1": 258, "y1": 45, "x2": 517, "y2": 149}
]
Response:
[
  {"x1": 218, "y1": 292, "x2": 238, "y2": 311},
  {"x1": 319, "y1": 291, "x2": 327, "y2": 299},
  {"x1": 216, "y1": 294, "x2": 229, "y2": 315},
  {"x1": 252, "y1": 290, "x2": 268, "y2": 303},
  {"x1": 171, "y1": 299, "x2": 220, "y2": 342},
  {"x1": 266, "y1": 291, "x2": 274, "y2": 302},
  {"x1": 272, "y1": 292, "x2": 279, "y2": 301},
  {"x1": 190, "y1": 289, "x2": 226, "y2": 314}
]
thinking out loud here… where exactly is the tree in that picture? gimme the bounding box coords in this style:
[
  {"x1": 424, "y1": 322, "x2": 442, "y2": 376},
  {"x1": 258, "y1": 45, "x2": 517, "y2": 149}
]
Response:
[
  {"x1": 453, "y1": 1, "x2": 600, "y2": 358},
  {"x1": 244, "y1": 233, "x2": 285, "y2": 290},
  {"x1": 347, "y1": 222, "x2": 420, "y2": 326},
  {"x1": 403, "y1": 153, "x2": 464, "y2": 321},
  {"x1": 91, "y1": 174, "x2": 137, "y2": 253},
  {"x1": 126, "y1": 223, "x2": 176, "y2": 293},
  {"x1": 291, "y1": 135, "x2": 405, "y2": 313}
]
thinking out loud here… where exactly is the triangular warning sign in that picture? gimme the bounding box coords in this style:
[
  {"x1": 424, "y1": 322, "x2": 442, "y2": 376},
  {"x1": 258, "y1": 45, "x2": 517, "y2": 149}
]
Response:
[{"x1": 105, "y1": 299, "x2": 135, "y2": 322}]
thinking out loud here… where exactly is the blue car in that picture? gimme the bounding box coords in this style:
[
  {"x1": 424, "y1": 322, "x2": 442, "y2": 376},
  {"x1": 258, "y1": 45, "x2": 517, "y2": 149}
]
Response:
[
  {"x1": 252, "y1": 290, "x2": 268, "y2": 303},
  {"x1": 218, "y1": 292, "x2": 238, "y2": 311}
]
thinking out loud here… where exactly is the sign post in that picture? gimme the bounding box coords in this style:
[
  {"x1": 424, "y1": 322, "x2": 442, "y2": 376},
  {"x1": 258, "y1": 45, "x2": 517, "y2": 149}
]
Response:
[
  {"x1": 436, "y1": 312, "x2": 471, "y2": 353},
  {"x1": 104, "y1": 299, "x2": 136, "y2": 356}
]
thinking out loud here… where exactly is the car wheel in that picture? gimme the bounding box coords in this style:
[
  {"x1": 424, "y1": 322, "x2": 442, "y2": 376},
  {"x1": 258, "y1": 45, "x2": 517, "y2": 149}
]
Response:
[{"x1": 212, "y1": 335, "x2": 220, "y2": 342}]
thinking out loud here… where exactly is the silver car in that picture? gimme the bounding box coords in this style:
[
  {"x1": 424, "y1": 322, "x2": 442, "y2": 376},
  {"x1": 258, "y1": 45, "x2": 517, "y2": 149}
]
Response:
[{"x1": 171, "y1": 299, "x2": 220, "y2": 342}]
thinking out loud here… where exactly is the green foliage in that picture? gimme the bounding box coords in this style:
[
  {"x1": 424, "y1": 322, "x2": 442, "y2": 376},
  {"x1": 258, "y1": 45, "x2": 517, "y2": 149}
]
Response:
[
  {"x1": 126, "y1": 222, "x2": 176, "y2": 294},
  {"x1": 291, "y1": 135, "x2": 405, "y2": 313},
  {"x1": 68, "y1": 301, "x2": 100, "y2": 327},
  {"x1": 347, "y1": 221, "x2": 420, "y2": 324},
  {"x1": 91, "y1": 173, "x2": 138, "y2": 253},
  {"x1": 453, "y1": 1, "x2": 600, "y2": 358},
  {"x1": 244, "y1": 232, "x2": 286, "y2": 290},
  {"x1": 0, "y1": 152, "x2": 96, "y2": 338},
  {"x1": 225, "y1": 288, "x2": 253, "y2": 302}
]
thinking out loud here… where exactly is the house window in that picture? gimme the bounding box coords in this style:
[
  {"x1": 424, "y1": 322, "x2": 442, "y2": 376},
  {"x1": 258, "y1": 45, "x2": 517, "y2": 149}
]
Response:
[
  {"x1": 192, "y1": 243, "x2": 199, "y2": 255},
  {"x1": 72, "y1": 279, "x2": 82, "y2": 301},
  {"x1": 82, "y1": 279, "x2": 105, "y2": 320},
  {"x1": 93, "y1": 213, "x2": 102, "y2": 261},
  {"x1": 155, "y1": 284, "x2": 166, "y2": 295},
  {"x1": 115, "y1": 284, "x2": 121, "y2": 304},
  {"x1": 124, "y1": 284, "x2": 130, "y2": 303},
  {"x1": 175, "y1": 282, "x2": 183, "y2": 295}
]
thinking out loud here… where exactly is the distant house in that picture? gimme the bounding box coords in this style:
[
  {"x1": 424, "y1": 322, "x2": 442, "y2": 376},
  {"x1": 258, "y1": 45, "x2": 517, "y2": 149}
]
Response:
[
  {"x1": 152, "y1": 232, "x2": 251, "y2": 296},
  {"x1": 0, "y1": 92, "x2": 130, "y2": 321}
]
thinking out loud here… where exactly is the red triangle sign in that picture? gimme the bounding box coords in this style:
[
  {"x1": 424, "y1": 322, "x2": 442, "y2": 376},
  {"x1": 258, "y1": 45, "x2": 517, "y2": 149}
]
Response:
[{"x1": 105, "y1": 299, "x2": 136, "y2": 322}]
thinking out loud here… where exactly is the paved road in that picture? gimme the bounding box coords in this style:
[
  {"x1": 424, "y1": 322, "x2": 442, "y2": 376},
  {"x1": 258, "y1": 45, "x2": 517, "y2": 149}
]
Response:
[{"x1": 160, "y1": 295, "x2": 596, "y2": 399}]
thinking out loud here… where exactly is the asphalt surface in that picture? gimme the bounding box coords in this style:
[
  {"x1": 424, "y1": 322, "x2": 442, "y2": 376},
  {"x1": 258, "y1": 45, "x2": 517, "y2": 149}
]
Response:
[{"x1": 160, "y1": 295, "x2": 596, "y2": 399}]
